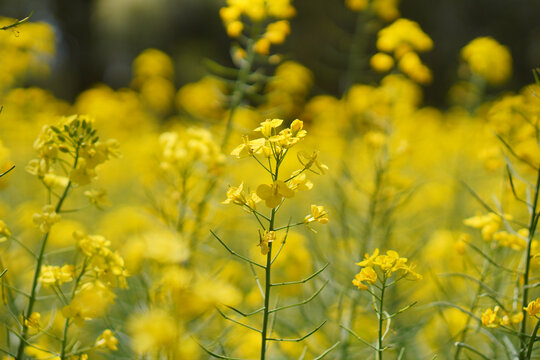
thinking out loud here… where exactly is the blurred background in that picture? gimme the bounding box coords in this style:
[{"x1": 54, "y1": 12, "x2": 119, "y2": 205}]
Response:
[{"x1": 1, "y1": 0, "x2": 539, "y2": 107}]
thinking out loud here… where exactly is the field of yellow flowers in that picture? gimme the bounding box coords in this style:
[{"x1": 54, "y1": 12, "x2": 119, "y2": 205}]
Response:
[{"x1": 0, "y1": 1, "x2": 539, "y2": 359}]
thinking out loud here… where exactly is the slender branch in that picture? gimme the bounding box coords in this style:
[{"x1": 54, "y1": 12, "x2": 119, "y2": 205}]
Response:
[
  {"x1": 271, "y1": 263, "x2": 329, "y2": 286},
  {"x1": 267, "y1": 321, "x2": 326, "y2": 342},
  {"x1": 269, "y1": 281, "x2": 328, "y2": 313},
  {"x1": 210, "y1": 230, "x2": 265, "y2": 269},
  {"x1": 216, "y1": 307, "x2": 262, "y2": 333}
]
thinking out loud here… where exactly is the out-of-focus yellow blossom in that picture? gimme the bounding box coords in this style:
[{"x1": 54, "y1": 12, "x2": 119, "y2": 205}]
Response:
[
  {"x1": 95, "y1": 329, "x2": 119, "y2": 351},
  {"x1": 370, "y1": 52, "x2": 395, "y2": 73},
  {"x1": 74, "y1": 231, "x2": 128, "y2": 288},
  {"x1": 524, "y1": 298, "x2": 540, "y2": 317},
  {"x1": 0, "y1": 18, "x2": 55, "y2": 91},
  {"x1": 372, "y1": 0, "x2": 400, "y2": 21},
  {"x1": 257, "y1": 180, "x2": 295, "y2": 208},
  {"x1": 454, "y1": 233, "x2": 471, "y2": 255},
  {"x1": 128, "y1": 309, "x2": 178, "y2": 354},
  {"x1": 176, "y1": 76, "x2": 226, "y2": 120},
  {"x1": 38, "y1": 264, "x2": 75, "y2": 285},
  {"x1": 141, "y1": 229, "x2": 190, "y2": 264},
  {"x1": 297, "y1": 151, "x2": 328, "y2": 174},
  {"x1": 254, "y1": 38, "x2": 271, "y2": 55},
  {"x1": 226, "y1": 20, "x2": 243, "y2": 37},
  {"x1": 264, "y1": 20, "x2": 290, "y2": 44},
  {"x1": 398, "y1": 51, "x2": 432, "y2": 84},
  {"x1": 62, "y1": 281, "x2": 116, "y2": 327},
  {"x1": 0, "y1": 220, "x2": 11, "y2": 242},
  {"x1": 33, "y1": 205, "x2": 61, "y2": 233},
  {"x1": 84, "y1": 188, "x2": 111, "y2": 209},
  {"x1": 352, "y1": 266, "x2": 377, "y2": 290},
  {"x1": 139, "y1": 76, "x2": 175, "y2": 114},
  {"x1": 159, "y1": 128, "x2": 225, "y2": 174},
  {"x1": 461, "y1": 37, "x2": 512, "y2": 85},
  {"x1": 481, "y1": 306, "x2": 500, "y2": 327},
  {"x1": 463, "y1": 212, "x2": 512, "y2": 242},
  {"x1": 24, "y1": 312, "x2": 40, "y2": 331},
  {"x1": 132, "y1": 48, "x2": 174, "y2": 82},
  {"x1": 377, "y1": 19, "x2": 433, "y2": 54},
  {"x1": 493, "y1": 229, "x2": 527, "y2": 250},
  {"x1": 345, "y1": 0, "x2": 368, "y2": 11}
]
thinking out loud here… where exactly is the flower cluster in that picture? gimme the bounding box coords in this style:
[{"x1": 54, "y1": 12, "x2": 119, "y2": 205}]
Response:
[
  {"x1": 75, "y1": 231, "x2": 128, "y2": 288},
  {"x1": 373, "y1": 19, "x2": 433, "y2": 84},
  {"x1": 481, "y1": 306, "x2": 523, "y2": 328},
  {"x1": 38, "y1": 264, "x2": 75, "y2": 286},
  {"x1": 464, "y1": 212, "x2": 527, "y2": 250},
  {"x1": 353, "y1": 248, "x2": 421, "y2": 290},
  {"x1": 461, "y1": 37, "x2": 512, "y2": 85},
  {"x1": 345, "y1": 0, "x2": 401, "y2": 21},
  {"x1": 26, "y1": 115, "x2": 119, "y2": 188},
  {"x1": 220, "y1": 0, "x2": 295, "y2": 55}
]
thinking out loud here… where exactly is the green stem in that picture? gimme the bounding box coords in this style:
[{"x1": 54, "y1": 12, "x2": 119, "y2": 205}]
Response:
[
  {"x1": 221, "y1": 27, "x2": 258, "y2": 151},
  {"x1": 526, "y1": 318, "x2": 540, "y2": 360},
  {"x1": 60, "y1": 258, "x2": 88, "y2": 360},
  {"x1": 454, "y1": 258, "x2": 489, "y2": 360},
  {"x1": 519, "y1": 166, "x2": 540, "y2": 360},
  {"x1": 260, "y1": 208, "x2": 276, "y2": 360},
  {"x1": 16, "y1": 180, "x2": 73, "y2": 360},
  {"x1": 377, "y1": 277, "x2": 387, "y2": 360}
]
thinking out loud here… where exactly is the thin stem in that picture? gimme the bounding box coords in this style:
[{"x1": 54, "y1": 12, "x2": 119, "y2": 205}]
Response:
[
  {"x1": 526, "y1": 318, "x2": 540, "y2": 360},
  {"x1": 260, "y1": 207, "x2": 276, "y2": 360},
  {"x1": 16, "y1": 151, "x2": 78, "y2": 359},
  {"x1": 377, "y1": 278, "x2": 387, "y2": 360},
  {"x1": 60, "y1": 258, "x2": 87, "y2": 360},
  {"x1": 519, "y1": 166, "x2": 540, "y2": 360}
]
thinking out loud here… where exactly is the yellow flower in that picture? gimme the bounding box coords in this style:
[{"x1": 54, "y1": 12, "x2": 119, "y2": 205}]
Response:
[
  {"x1": 255, "y1": 119, "x2": 283, "y2": 138},
  {"x1": 227, "y1": 20, "x2": 243, "y2": 37},
  {"x1": 39, "y1": 264, "x2": 75, "y2": 286},
  {"x1": 357, "y1": 248, "x2": 380, "y2": 267},
  {"x1": 288, "y1": 172, "x2": 313, "y2": 192},
  {"x1": 84, "y1": 188, "x2": 111, "y2": 209},
  {"x1": 24, "y1": 312, "x2": 40, "y2": 331},
  {"x1": 461, "y1": 37, "x2": 512, "y2": 85},
  {"x1": 256, "y1": 180, "x2": 295, "y2": 208},
  {"x1": 524, "y1": 298, "x2": 540, "y2": 317},
  {"x1": 258, "y1": 230, "x2": 276, "y2": 255},
  {"x1": 254, "y1": 38, "x2": 271, "y2": 55},
  {"x1": 370, "y1": 52, "x2": 395, "y2": 73},
  {"x1": 0, "y1": 220, "x2": 11, "y2": 242},
  {"x1": 230, "y1": 137, "x2": 267, "y2": 158},
  {"x1": 69, "y1": 158, "x2": 96, "y2": 186},
  {"x1": 96, "y1": 329, "x2": 119, "y2": 351},
  {"x1": 297, "y1": 151, "x2": 328, "y2": 174},
  {"x1": 33, "y1": 205, "x2": 61, "y2": 233},
  {"x1": 481, "y1": 306, "x2": 500, "y2": 328},
  {"x1": 352, "y1": 266, "x2": 377, "y2": 290},
  {"x1": 62, "y1": 281, "x2": 115, "y2": 327},
  {"x1": 345, "y1": 0, "x2": 368, "y2": 11},
  {"x1": 128, "y1": 309, "x2": 178, "y2": 354},
  {"x1": 264, "y1": 20, "x2": 290, "y2": 44},
  {"x1": 304, "y1": 205, "x2": 329, "y2": 225}
]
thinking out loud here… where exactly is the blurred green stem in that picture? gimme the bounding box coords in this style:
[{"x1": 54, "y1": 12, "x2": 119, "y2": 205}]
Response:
[
  {"x1": 519, "y1": 165, "x2": 540, "y2": 360},
  {"x1": 377, "y1": 277, "x2": 387, "y2": 360},
  {"x1": 60, "y1": 258, "x2": 88, "y2": 360},
  {"x1": 16, "y1": 180, "x2": 73, "y2": 359}
]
